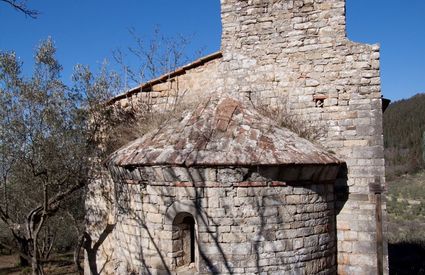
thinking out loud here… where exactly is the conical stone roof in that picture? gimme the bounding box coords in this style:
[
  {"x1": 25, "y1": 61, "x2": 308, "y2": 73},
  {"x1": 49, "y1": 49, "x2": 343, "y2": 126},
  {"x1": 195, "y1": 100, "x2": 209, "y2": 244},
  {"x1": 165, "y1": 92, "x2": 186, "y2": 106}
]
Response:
[{"x1": 106, "y1": 97, "x2": 342, "y2": 168}]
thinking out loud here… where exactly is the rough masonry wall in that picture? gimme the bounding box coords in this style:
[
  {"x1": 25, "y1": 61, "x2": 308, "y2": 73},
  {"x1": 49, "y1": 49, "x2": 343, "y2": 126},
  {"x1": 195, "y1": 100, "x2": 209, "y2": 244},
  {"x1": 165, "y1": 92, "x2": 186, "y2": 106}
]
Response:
[
  {"x1": 108, "y1": 166, "x2": 337, "y2": 274},
  {"x1": 87, "y1": 0, "x2": 386, "y2": 274},
  {"x1": 84, "y1": 55, "x2": 223, "y2": 275},
  {"x1": 219, "y1": 0, "x2": 386, "y2": 274},
  {"x1": 84, "y1": 173, "x2": 118, "y2": 274},
  {"x1": 112, "y1": 57, "x2": 223, "y2": 113}
]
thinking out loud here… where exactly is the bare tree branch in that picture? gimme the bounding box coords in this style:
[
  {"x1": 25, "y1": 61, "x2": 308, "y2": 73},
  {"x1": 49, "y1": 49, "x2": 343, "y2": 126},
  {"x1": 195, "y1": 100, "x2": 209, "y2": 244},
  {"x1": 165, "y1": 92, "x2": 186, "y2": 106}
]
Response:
[{"x1": 0, "y1": 0, "x2": 39, "y2": 18}]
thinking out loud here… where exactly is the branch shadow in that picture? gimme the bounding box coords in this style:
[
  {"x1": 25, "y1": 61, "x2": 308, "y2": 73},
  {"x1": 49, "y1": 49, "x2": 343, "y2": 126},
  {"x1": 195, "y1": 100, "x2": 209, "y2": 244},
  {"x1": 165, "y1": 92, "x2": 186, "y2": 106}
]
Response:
[
  {"x1": 102, "y1": 162, "x2": 346, "y2": 274},
  {"x1": 83, "y1": 224, "x2": 116, "y2": 275}
]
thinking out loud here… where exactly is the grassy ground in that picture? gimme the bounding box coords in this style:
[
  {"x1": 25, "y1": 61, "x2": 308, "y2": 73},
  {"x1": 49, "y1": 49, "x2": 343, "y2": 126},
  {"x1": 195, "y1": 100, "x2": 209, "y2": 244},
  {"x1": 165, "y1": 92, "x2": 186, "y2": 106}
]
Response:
[
  {"x1": 387, "y1": 170, "x2": 425, "y2": 242},
  {"x1": 387, "y1": 169, "x2": 425, "y2": 274},
  {"x1": 0, "y1": 253, "x2": 78, "y2": 275}
]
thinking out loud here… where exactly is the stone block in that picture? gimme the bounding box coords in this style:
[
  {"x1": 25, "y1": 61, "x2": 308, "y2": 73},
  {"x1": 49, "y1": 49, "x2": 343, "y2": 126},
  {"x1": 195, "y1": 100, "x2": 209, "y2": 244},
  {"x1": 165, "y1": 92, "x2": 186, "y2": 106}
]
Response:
[
  {"x1": 172, "y1": 167, "x2": 190, "y2": 182},
  {"x1": 146, "y1": 213, "x2": 163, "y2": 224},
  {"x1": 293, "y1": 238, "x2": 304, "y2": 250},
  {"x1": 352, "y1": 241, "x2": 375, "y2": 254}
]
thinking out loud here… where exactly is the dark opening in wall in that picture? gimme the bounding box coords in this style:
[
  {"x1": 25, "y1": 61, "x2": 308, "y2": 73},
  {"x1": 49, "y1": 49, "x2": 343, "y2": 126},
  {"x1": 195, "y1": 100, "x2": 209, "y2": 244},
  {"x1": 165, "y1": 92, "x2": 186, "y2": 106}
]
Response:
[{"x1": 172, "y1": 212, "x2": 196, "y2": 269}]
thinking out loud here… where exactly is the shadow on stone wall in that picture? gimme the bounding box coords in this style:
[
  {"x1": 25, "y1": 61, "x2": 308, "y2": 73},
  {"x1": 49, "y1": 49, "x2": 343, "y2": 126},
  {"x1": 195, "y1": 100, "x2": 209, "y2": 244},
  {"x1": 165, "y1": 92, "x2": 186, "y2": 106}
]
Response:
[
  {"x1": 82, "y1": 224, "x2": 116, "y2": 275},
  {"x1": 334, "y1": 163, "x2": 349, "y2": 216},
  {"x1": 112, "y1": 181, "x2": 237, "y2": 274},
  {"x1": 82, "y1": 160, "x2": 350, "y2": 274}
]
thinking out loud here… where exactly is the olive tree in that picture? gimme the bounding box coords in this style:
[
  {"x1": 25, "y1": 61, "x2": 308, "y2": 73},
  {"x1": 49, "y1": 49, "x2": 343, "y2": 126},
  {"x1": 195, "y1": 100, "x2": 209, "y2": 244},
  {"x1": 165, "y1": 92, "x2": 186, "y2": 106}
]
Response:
[{"x1": 0, "y1": 38, "x2": 117, "y2": 275}]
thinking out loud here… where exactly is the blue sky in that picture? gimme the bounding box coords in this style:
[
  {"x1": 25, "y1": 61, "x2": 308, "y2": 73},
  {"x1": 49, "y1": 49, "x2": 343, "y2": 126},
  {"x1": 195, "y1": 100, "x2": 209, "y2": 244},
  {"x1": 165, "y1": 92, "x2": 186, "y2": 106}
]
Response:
[{"x1": 0, "y1": 0, "x2": 424, "y2": 101}]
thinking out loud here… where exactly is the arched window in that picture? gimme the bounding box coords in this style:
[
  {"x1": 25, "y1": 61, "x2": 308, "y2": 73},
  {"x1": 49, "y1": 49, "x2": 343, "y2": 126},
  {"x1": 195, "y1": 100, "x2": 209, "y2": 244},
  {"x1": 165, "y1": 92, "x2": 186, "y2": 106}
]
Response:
[{"x1": 172, "y1": 212, "x2": 197, "y2": 271}]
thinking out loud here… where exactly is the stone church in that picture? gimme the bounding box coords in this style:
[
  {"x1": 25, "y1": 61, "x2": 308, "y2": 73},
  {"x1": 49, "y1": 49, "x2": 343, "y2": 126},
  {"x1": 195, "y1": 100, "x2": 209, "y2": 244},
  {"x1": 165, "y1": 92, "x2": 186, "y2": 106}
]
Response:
[{"x1": 86, "y1": 0, "x2": 387, "y2": 274}]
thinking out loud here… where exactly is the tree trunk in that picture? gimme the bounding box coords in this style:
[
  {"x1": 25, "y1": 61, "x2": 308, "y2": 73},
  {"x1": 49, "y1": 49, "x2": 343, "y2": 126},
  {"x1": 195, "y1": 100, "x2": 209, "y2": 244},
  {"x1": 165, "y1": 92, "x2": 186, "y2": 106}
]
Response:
[
  {"x1": 28, "y1": 185, "x2": 48, "y2": 275},
  {"x1": 30, "y1": 236, "x2": 45, "y2": 275},
  {"x1": 31, "y1": 257, "x2": 44, "y2": 275},
  {"x1": 16, "y1": 237, "x2": 30, "y2": 267},
  {"x1": 27, "y1": 207, "x2": 46, "y2": 274},
  {"x1": 74, "y1": 234, "x2": 84, "y2": 275}
]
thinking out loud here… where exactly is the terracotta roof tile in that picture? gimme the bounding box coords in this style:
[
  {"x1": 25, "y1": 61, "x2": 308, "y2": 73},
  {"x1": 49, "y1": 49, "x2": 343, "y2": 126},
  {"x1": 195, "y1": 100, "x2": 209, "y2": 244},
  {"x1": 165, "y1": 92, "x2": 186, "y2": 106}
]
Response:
[{"x1": 106, "y1": 97, "x2": 342, "y2": 168}]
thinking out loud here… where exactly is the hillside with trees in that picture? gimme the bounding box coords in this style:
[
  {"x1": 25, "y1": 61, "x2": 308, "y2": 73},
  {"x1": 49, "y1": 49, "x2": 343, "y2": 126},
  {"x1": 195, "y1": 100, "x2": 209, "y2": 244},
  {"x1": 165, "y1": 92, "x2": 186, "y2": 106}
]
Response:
[
  {"x1": 384, "y1": 93, "x2": 425, "y2": 178},
  {"x1": 384, "y1": 93, "x2": 425, "y2": 274}
]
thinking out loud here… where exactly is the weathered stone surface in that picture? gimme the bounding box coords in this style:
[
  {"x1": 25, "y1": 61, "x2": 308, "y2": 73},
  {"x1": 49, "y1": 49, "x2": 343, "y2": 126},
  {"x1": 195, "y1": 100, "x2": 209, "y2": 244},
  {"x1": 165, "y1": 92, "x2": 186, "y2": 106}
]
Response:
[
  {"x1": 85, "y1": 0, "x2": 387, "y2": 274},
  {"x1": 110, "y1": 180, "x2": 336, "y2": 274}
]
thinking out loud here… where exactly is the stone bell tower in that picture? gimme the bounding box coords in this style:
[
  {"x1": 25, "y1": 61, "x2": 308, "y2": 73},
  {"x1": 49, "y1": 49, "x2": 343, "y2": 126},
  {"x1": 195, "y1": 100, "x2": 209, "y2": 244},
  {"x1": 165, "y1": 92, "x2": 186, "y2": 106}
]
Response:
[
  {"x1": 221, "y1": 0, "x2": 346, "y2": 56},
  {"x1": 219, "y1": 0, "x2": 387, "y2": 274}
]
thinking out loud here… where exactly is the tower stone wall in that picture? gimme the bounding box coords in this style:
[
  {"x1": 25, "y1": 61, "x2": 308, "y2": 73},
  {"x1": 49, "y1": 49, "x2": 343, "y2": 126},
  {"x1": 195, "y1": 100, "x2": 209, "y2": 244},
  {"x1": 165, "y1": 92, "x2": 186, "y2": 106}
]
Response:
[{"x1": 218, "y1": 1, "x2": 386, "y2": 274}]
